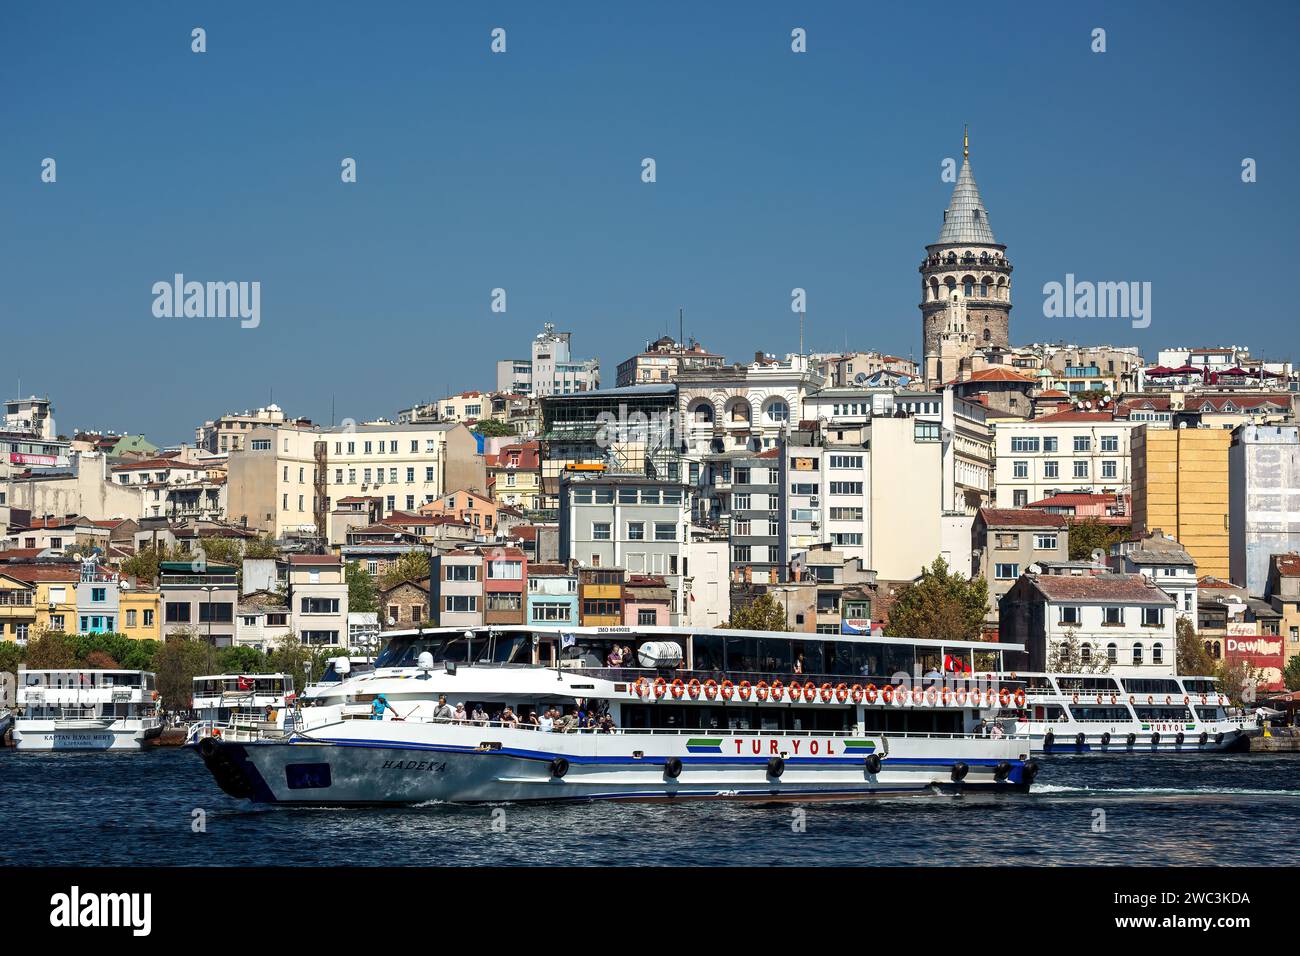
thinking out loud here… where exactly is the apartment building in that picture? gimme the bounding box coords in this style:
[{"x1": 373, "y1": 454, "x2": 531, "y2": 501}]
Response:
[
  {"x1": 678, "y1": 352, "x2": 824, "y2": 456},
  {"x1": 75, "y1": 562, "x2": 120, "y2": 634},
  {"x1": 993, "y1": 410, "x2": 1136, "y2": 508},
  {"x1": 195, "y1": 404, "x2": 303, "y2": 455},
  {"x1": 118, "y1": 587, "x2": 161, "y2": 641},
  {"x1": 971, "y1": 508, "x2": 1070, "y2": 625},
  {"x1": 615, "y1": 335, "x2": 725, "y2": 387},
  {"x1": 1111, "y1": 530, "x2": 1198, "y2": 628},
  {"x1": 486, "y1": 441, "x2": 542, "y2": 511},
  {"x1": 1229, "y1": 424, "x2": 1300, "y2": 596},
  {"x1": 1131, "y1": 426, "x2": 1231, "y2": 580},
  {"x1": 696, "y1": 451, "x2": 785, "y2": 585},
  {"x1": 578, "y1": 566, "x2": 624, "y2": 626},
  {"x1": 431, "y1": 550, "x2": 485, "y2": 628},
  {"x1": 484, "y1": 546, "x2": 527, "y2": 625},
  {"x1": 287, "y1": 555, "x2": 348, "y2": 647},
  {"x1": 526, "y1": 562, "x2": 579, "y2": 628},
  {"x1": 160, "y1": 560, "x2": 239, "y2": 646},
  {"x1": 497, "y1": 323, "x2": 600, "y2": 398}
]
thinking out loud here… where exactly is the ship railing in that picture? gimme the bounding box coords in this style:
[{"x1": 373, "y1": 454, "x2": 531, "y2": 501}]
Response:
[{"x1": 571, "y1": 666, "x2": 1024, "y2": 694}]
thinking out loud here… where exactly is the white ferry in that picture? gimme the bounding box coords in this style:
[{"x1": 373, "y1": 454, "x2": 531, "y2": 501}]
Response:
[
  {"x1": 14, "y1": 669, "x2": 163, "y2": 751},
  {"x1": 192, "y1": 626, "x2": 1039, "y2": 805},
  {"x1": 990, "y1": 672, "x2": 1256, "y2": 753},
  {"x1": 186, "y1": 673, "x2": 295, "y2": 744},
  {"x1": 303, "y1": 656, "x2": 374, "y2": 702}
]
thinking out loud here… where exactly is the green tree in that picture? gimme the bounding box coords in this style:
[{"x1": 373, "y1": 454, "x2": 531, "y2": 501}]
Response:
[
  {"x1": 1215, "y1": 657, "x2": 1263, "y2": 707},
  {"x1": 472, "y1": 419, "x2": 514, "y2": 438},
  {"x1": 216, "y1": 645, "x2": 268, "y2": 675},
  {"x1": 0, "y1": 640, "x2": 24, "y2": 693},
  {"x1": 380, "y1": 551, "x2": 431, "y2": 589},
  {"x1": 346, "y1": 560, "x2": 378, "y2": 613},
  {"x1": 1048, "y1": 627, "x2": 1111, "y2": 673},
  {"x1": 120, "y1": 545, "x2": 175, "y2": 584},
  {"x1": 195, "y1": 538, "x2": 244, "y2": 567},
  {"x1": 267, "y1": 633, "x2": 313, "y2": 693},
  {"x1": 1283, "y1": 654, "x2": 1300, "y2": 692},
  {"x1": 1176, "y1": 618, "x2": 1216, "y2": 676},
  {"x1": 721, "y1": 593, "x2": 790, "y2": 631},
  {"x1": 24, "y1": 630, "x2": 79, "y2": 669},
  {"x1": 1068, "y1": 519, "x2": 1129, "y2": 562},
  {"x1": 243, "y1": 535, "x2": 279, "y2": 560},
  {"x1": 884, "y1": 556, "x2": 990, "y2": 643},
  {"x1": 152, "y1": 632, "x2": 219, "y2": 712}
]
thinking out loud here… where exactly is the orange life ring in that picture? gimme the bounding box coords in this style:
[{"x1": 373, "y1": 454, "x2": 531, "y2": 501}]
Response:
[
  {"x1": 703, "y1": 679, "x2": 718, "y2": 701},
  {"x1": 1164, "y1": 696, "x2": 1172, "y2": 706},
  {"x1": 895, "y1": 685, "x2": 909, "y2": 706},
  {"x1": 671, "y1": 679, "x2": 685, "y2": 700},
  {"x1": 912, "y1": 688, "x2": 925, "y2": 705},
  {"x1": 999, "y1": 688, "x2": 1012, "y2": 707},
  {"x1": 720, "y1": 680, "x2": 734, "y2": 701},
  {"x1": 953, "y1": 688, "x2": 966, "y2": 705},
  {"x1": 633, "y1": 677, "x2": 648, "y2": 698},
  {"x1": 654, "y1": 677, "x2": 667, "y2": 700},
  {"x1": 755, "y1": 681, "x2": 770, "y2": 702},
  {"x1": 1111, "y1": 694, "x2": 1118, "y2": 705},
  {"x1": 925, "y1": 688, "x2": 939, "y2": 706},
  {"x1": 1129, "y1": 695, "x2": 1135, "y2": 705},
  {"x1": 804, "y1": 681, "x2": 817, "y2": 701},
  {"x1": 835, "y1": 683, "x2": 849, "y2": 703},
  {"x1": 1095, "y1": 695, "x2": 1103, "y2": 705},
  {"x1": 788, "y1": 683, "x2": 803, "y2": 702},
  {"x1": 941, "y1": 687, "x2": 953, "y2": 705},
  {"x1": 687, "y1": 678, "x2": 701, "y2": 700},
  {"x1": 212, "y1": 727, "x2": 222, "y2": 738},
  {"x1": 1147, "y1": 696, "x2": 1154, "y2": 705},
  {"x1": 1182, "y1": 695, "x2": 1189, "y2": 706},
  {"x1": 819, "y1": 683, "x2": 833, "y2": 703},
  {"x1": 1014, "y1": 688, "x2": 1027, "y2": 708},
  {"x1": 770, "y1": 679, "x2": 784, "y2": 701},
  {"x1": 851, "y1": 684, "x2": 864, "y2": 704},
  {"x1": 1200, "y1": 695, "x2": 1207, "y2": 706},
  {"x1": 880, "y1": 685, "x2": 892, "y2": 704},
  {"x1": 151, "y1": 691, "x2": 159, "y2": 701},
  {"x1": 1072, "y1": 693, "x2": 1079, "y2": 705},
  {"x1": 738, "y1": 680, "x2": 752, "y2": 701}
]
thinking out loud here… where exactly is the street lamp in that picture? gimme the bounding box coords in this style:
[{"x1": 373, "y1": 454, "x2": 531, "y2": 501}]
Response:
[{"x1": 199, "y1": 585, "x2": 217, "y2": 646}]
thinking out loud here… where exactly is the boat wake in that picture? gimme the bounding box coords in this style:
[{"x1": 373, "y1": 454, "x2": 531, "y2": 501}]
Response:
[{"x1": 1032, "y1": 783, "x2": 1299, "y2": 797}]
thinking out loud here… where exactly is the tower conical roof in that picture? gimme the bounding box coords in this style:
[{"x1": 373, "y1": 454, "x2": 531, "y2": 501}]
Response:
[{"x1": 937, "y1": 158, "x2": 996, "y2": 245}]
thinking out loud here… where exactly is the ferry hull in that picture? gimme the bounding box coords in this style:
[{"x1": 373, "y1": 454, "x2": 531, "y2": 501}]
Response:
[
  {"x1": 193, "y1": 724, "x2": 1033, "y2": 805},
  {"x1": 13, "y1": 718, "x2": 161, "y2": 752},
  {"x1": 1023, "y1": 724, "x2": 1254, "y2": 755}
]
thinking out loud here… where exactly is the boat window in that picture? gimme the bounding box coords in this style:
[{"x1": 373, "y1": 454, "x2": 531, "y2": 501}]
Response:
[
  {"x1": 860, "y1": 710, "x2": 963, "y2": 735},
  {"x1": 693, "y1": 634, "x2": 724, "y2": 671},
  {"x1": 619, "y1": 705, "x2": 853, "y2": 733},
  {"x1": 1133, "y1": 706, "x2": 1192, "y2": 721},
  {"x1": 1068, "y1": 706, "x2": 1131, "y2": 722},
  {"x1": 1024, "y1": 676, "x2": 1056, "y2": 692},
  {"x1": 1182, "y1": 678, "x2": 1219, "y2": 696},
  {"x1": 1121, "y1": 678, "x2": 1181, "y2": 696},
  {"x1": 1055, "y1": 676, "x2": 1120, "y2": 694},
  {"x1": 1194, "y1": 706, "x2": 1226, "y2": 720}
]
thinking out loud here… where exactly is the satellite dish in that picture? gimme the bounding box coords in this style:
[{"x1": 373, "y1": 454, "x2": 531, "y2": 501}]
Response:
[
  {"x1": 416, "y1": 652, "x2": 434, "y2": 674},
  {"x1": 335, "y1": 657, "x2": 352, "y2": 676}
]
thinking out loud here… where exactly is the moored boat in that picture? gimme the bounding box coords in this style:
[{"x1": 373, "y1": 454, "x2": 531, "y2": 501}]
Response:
[
  {"x1": 186, "y1": 673, "x2": 295, "y2": 745},
  {"x1": 14, "y1": 669, "x2": 163, "y2": 751},
  {"x1": 192, "y1": 626, "x2": 1039, "y2": 805}
]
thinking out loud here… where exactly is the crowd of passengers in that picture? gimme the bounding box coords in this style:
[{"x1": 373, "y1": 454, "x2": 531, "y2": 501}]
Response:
[{"x1": 426, "y1": 694, "x2": 617, "y2": 733}]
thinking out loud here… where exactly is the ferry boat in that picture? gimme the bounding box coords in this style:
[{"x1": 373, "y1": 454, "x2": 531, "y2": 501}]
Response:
[
  {"x1": 185, "y1": 673, "x2": 295, "y2": 744},
  {"x1": 303, "y1": 656, "x2": 374, "y2": 702},
  {"x1": 990, "y1": 672, "x2": 1256, "y2": 753},
  {"x1": 14, "y1": 669, "x2": 163, "y2": 751},
  {"x1": 192, "y1": 626, "x2": 1039, "y2": 805}
]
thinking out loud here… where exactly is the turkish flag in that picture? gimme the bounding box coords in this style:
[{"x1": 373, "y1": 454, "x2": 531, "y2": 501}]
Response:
[{"x1": 237, "y1": 676, "x2": 253, "y2": 691}]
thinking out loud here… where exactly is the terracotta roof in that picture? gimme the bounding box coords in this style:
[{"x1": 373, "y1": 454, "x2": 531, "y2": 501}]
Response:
[
  {"x1": 1027, "y1": 493, "x2": 1119, "y2": 507},
  {"x1": 528, "y1": 562, "x2": 572, "y2": 576},
  {"x1": 1273, "y1": 554, "x2": 1300, "y2": 577},
  {"x1": 111, "y1": 458, "x2": 206, "y2": 472},
  {"x1": 1037, "y1": 389, "x2": 1070, "y2": 399},
  {"x1": 1, "y1": 564, "x2": 81, "y2": 583},
  {"x1": 1029, "y1": 573, "x2": 1173, "y2": 604},
  {"x1": 978, "y1": 508, "x2": 1068, "y2": 529},
  {"x1": 0, "y1": 548, "x2": 47, "y2": 561},
  {"x1": 950, "y1": 367, "x2": 1037, "y2": 386},
  {"x1": 288, "y1": 554, "x2": 341, "y2": 566}
]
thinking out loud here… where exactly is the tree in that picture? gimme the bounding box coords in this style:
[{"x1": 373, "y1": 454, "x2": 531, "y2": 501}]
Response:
[
  {"x1": 380, "y1": 551, "x2": 430, "y2": 590},
  {"x1": 721, "y1": 593, "x2": 790, "y2": 631},
  {"x1": 1283, "y1": 654, "x2": 1300, "y2": 692},
  {"x1": 472, "y1": 419, "x2": 514, "y2": 438},
  {"x1": 346, "y1": 560, "x2": 378, "y2": 613},
  {"x1": 24, "y1": 630, "x2": 79, "y2": 669},
  {"x1": 152, "y1": 632, "x2": 218, "y2": 713},
  {"x1": 884, "y1": 557, "x2": 989, "y2": 643},
  {"x1": 243, "y1": 535, "x2": 279, "y2": 560},
  {"x1": 0, "y1": 640, "x2": 24, "y2": 696},
  {"x1": 1215, "y1": 657, "x2": 1263, "y2": 708},
  {"x1": 216, "y1": 645, "x2": 268, "y2": 675},
  {"x1": 83, "y1": 649, "x2": 121, "y2": 670},
  {"x1": 267, "y1": 633, "x2": 313, "y2": 693},
  {"x1": 1068, "y1": 519, "x2": 1129, "y2": 562},
  {"x1": 1047, "y1": 628, "x2": 1111, "y2": 674},
  {"x1": 1176, "y1": 618, "x2": 1216, "y2": 676},
  {"x1": 195, "y1": 538, "x2": 244, "y2": 567}
]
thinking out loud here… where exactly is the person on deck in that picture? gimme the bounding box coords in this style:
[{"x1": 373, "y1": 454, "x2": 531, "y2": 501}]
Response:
[
  {"x1": 431, "y1": 695, "x2": 455, "y2": 722},
  {"x1": 370, "y1": 695, "x2": 394, "y2": 720}
]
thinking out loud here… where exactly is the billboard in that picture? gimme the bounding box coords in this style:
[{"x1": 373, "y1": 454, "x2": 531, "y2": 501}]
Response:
[
  {"x1": 9, "y1": 452, "x2": 59, "y2": 466},
  {"x1": 1224, "y1": 632, "x2": 1285, "y2": 692}
]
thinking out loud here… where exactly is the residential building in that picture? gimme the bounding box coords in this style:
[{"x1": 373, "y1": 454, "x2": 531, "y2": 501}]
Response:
[
  {"x1": 698, "y1": 450, "x2": 786, "y2": 585},
  {"x1": 1110, "y1": 530, "x2": 1199, "y2": 628},
  {"x1": 431, "y1": 551, "x2": 485, "y2": 628},
  {"x1": 75, "y1": 561, "x2": 120, "y2": 634},
  {"x1": 235, "y1": 590, "x2": 291, "y2": 651},
  {"x1": 160, "y1": 560, "x2": 239, "y2": 646},
  {"x1": 287, "y1": 555, "x2": 348, "y2": 647},
  {"x1": 678, "y1": 352, "x2": 824, "y2": 456},
  {"x1": 1229, "y1": 424, "x2": 1300, "y2": 597},
  {"x1": 992, "y1": 410, "x2": 1136, "y2": 508},
  {"x1": 1131, "y1": 426, "x2": 1231, "y2": 580},
  {"x1": 623, "y1": 574, "x2": 672, "y2": 626},
  {"x1": 971, "y1": 508, "x2": 1070, "y2": 626},
  {"x1": 526, "y1": 562, "x2": 579, "y2": 628},
  {"x1": 0, "y1": 572, "x2": 37, "y2": 643},
  {"x1": 1026, "y1": 491, "x2": 1131, "y2": 526},
  {"x1": 578, "y1": 566, "x2": 623, "y2": 626},
  {"x1": 496, "y1": 323, "x2": 600, "y2": 398},
  {"x1": 419, "y1": 488, "x2": 499, "y2": 534},
  {"x1": 486, "y1": 441, "x2": 542, "y2": 511},
  {"x1": 947, "y1": 367, "x2": 1036, "y2": 419},
  {"x1": 681, "y1": 527, "x2": 730, "y2": 628},
  {"x1": 380, "y1": 578, "x2": 430, "y2": 630},
  {"x1": 484, "y1": 546, "x2": 527, "y2": 625},
  {"x1": 1265, "y1": 554, "x2": 1300, "y2": 674},
  {"x1": 3, "y1": 395, "x2": 57, "y2": 440},
  {"x1": 195, "y1": 404, "x2": 303, "y2": 454},
  {"x1": 615, "y1": 335, "x2": 725, "y2": 387},
  {"x1": 1000, "y1": 572, "x2": 1177, "y2": 674}
]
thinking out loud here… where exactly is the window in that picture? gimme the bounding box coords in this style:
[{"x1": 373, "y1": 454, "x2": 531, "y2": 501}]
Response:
[
  {"x1": 302, "y1": 630, "x2": 340, "y2": 645},
  {"x1": 1073, "y1": 436, "x2": 1091, "y2": 453},
  {"x1": 531, "y1": 601, "x2": 572, "y2": 623},
  {"x1": 1073, "y1": 460, "x2": 1089, "y2": 479},
  {"x1": 1106, "y1": 643, "x2": 1118, "y2": 663},
  {"x1": 125, "y1": 609, "x2": 137, "y2": 627},
  {"x1": 1060, "y1": 606, "x2": 1081, "y2": 625},
  {"x1": 165, "y1": 602, "x2": 192, "y2": 623},
  {"x1": 91, "y1": 587, "x2": 106, "y2": 603},
  {"x1": 1013, "y1": 461, "x2": 1028, "y2": 479},
  {"x1": 1152, "y1": 643, "x2": 1164, "y2": 665},
  {"x1": 592, "y1": 522, "x2": 612, "y2": 541},
  {"x1": 1043, "y1": 460, "x2": 1059, "y2": 479},
  {"x1": 914, "y1": 421, "x2": 940, "y2": 442},
  {"x1": 766, "y1": 399, "x2": 789, "y2": 423},
  {"x1": 300, "y1": 597, "x2": 340, "y2": 614},
  {"x1": 1102, "y1": 460, "x2": 1117, "y2": 479},
  {"x1": 445, "y1": 564, "x2": 478, "y2": 581},
  {"x1": 1043, "y1": 437, "x2": 1058, "y2": 453},
  {"x1": 638, "y1": 608, "x2": 657, "y2": 626},
  {"x1": 198, "y1": 602, "x2": 233, "y2": 623},
  {"x1": 1103, "y1": 606, "x2": 1123, "y2": 625},
  {"x1": 1132, "y1": 643, "x2": 1144, "y2": 665},
  {"x1": 444, "y1": 595, "x2": 479, "y2": 613},
  {"x1": 143, "y1": 610, "x2": 154, "y2": 626},
  {"x1": 994, "y1": 563, "x2": 1020, "y2": 580},
  {"x1": 1034, "y1": 533, "x2": 1058, "y2": 550},
  {"x1": 1101, "y1": 435, "x2": 1119, "y2": 452},
  {"x1": 1011, "y1": 437, "x2": 1039, "y2": 453},
  {"x1": 829, "y1": 482, "x2": 862, "y2": 495},
  {"x1": 627, "y1": 521, "x2": 645, "y2": 540},
  {"x1": 654, "y1": 522, "x2": 677, "y2": 541},
  {"x1": 829, "y1": 454, "x2": 863, "y2": 468},
  {"x1": 1141, "y1": 607, "x2": 1164, "y2": 627},
  {"x1": 425, "y1": 467, "x2": 434, "y2": 482},
  {"x1": 994, "y1": 532, "x2": 1019, "y2": 549}
]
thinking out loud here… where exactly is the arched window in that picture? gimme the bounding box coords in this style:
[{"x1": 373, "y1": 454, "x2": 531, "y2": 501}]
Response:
[
  {"x1": 983, "y1": 327, "x2": 991, "y2": 342},
  {"x1": 980, "y1": 280, "x2": 989, "y2": 297},
  {"x1": 765, "y1": 399, "x2": 789, "y2": 423},
  {"x1": 1107, "y1": 643, "x2": 1118, "y2": 663},
  {"x1": 1152, "y1": 642, "x2": 1164, "y2": 665},
  {"x1": 1132, "y1": 642, "x2": 1144, "y2": 665},
  {"x1": 1080, "y1": 644, "x2": 1092, "y2": 663},
  {"x1": 963, "y1": 279, "x2": 974, "y2": 297},
  {"x1": 690, "y1": 401, "x2": 714, "y2": 424},
  {"x1": 728, "y1": 400, "x2": 750, "y2": 423}
]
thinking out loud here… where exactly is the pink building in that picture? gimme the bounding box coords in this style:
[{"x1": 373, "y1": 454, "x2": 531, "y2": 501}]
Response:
[{"x1": 622, "y1": 575, "x2": 672, "y2": 627}]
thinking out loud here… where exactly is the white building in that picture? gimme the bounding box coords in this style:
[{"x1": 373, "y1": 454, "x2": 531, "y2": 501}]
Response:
[
  {"x1": 678, "y1": 352, "x2": 825, "y2": 456},
  {"x1": 1111, "y1": 530, "x2": 1199, "y2": 630},
  {"x1": 496, "y1": 323, "x2": 600, "y2": 398},
  {"x1": 287, "y1": 555, "x2": 349, "y2": 647},
  {"x1": 993, "y1": 410, "x2": 1136, "y2": 508}
]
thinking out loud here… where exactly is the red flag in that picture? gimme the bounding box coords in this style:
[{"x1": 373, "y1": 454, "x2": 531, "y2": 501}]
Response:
[{"x1": 237, "y1": 676, "x2": 252, "y2": 690}]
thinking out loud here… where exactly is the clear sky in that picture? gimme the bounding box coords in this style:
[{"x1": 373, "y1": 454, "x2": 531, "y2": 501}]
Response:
[{"x1": 3, "y1": 1, "x2": 1297, "y2": 444}]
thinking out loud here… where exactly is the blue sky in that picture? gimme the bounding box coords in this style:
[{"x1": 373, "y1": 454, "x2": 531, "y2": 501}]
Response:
[{"x1": 3, "y1": 1, "x2": 1297, "y2": 443}]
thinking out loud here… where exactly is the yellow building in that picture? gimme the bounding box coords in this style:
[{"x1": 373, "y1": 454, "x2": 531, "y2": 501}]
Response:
[
  {"x1": 0, "y1": 566, "x2": 80, "y2": 638},
  {"x1": 1131, "y1": 426, "x2": 1231, "y2": 580},
  {"x1": 119, "y1": 588, "x2": 162, "y2": 641},
  {"x1": 0, "y1": 574, "x2": 37, "y2": 643}
]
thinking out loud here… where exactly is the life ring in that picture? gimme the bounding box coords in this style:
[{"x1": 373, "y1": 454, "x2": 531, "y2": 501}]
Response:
[
  {"x1": 1200, "y1": 695, "x2": 1207, "y2": 706},
  {"x1": 755, "y1": 681, "x2": 770, "y2": 702},
  {"x1": 954, "y1": 688, "x2": 968, "y2": 706},
  {"x1": 788, "y1": 683, "x2": 802, "y2": 702},
  {"x1": 877, "y1": 685, "x2": 889, "y2": 704},
  {"x1": 999, "y1": 688, "x2": 1012, "y2": 707},
  {"x1": 720, "y1": 680, "x2": 734, "y2": 701},
  {"x1": 925, "y1": 688, "x2": 939, "y2": 706},
  {"x1": 850, "y1": 684, "x2": 864, "y2": 704},
  {"x1": 1129, "y1": 695, "x2": 1135, "y2": 705},
  {"x1": 912, "y1": 688, "x2": 926, "y2": 705},
  {"x1": 738, "y1": 680, "x2": 752, "y2": 701},
  {"x1": 1110, "y1": 694, "x2": 1118, "y2": 705},
  {"x1": 1164, "y1": 696, "x2": 1172, "y2": 706},
  {"x1": 1146, "y1": 696, "x2": 1154, "y2": 705},
  {"x1": 1013, "y1": 688, "x2": 1027, "y2": 708},
  {"x1": 633, "y1": 678, "x2": 648, "y2": 698},
  {"x1": 835, "y1": 683, "x2": 849, "y2": 703},
  {"x1": 670, "y1": 679, "x2": 685, "y2": 700},
  {"x1": 211, "y1": 727, "x2": 222, "y2": 739},
  {"x1": 894, "y1": 686, "x2": 909, "y2": 707},
  {"x1": 940, "y1": 687, "x2": 953, "y2": 705},
  {"x1": 654, "y1": 677, "x2": 667, "y2": 700},
  {"x1": 703, "y1": 679, "x2": 718, "y2": 701},
  {"x1": 151, "y1": 691, "x2": 159, "y2": 701},
  {"x1": 1183, "y1": 695, "x2": 1189, "y2": 706},
  {"x1": 1072, "y1": 693, "x2": 1079, "y2": 705},
  {"x1": 804, "y1": 681, "x2": 817, "y2": 701},
  {"x1": 820, "y1": 683, "x2": 834, "y2": 703},
  {"x1": 1095, "y1": 695, "x2": 1103, "y2": 705},
  {"x1": 687, "y1": 678, "x2": 701, "y2": 700},
  {"x1": 770, "y1": 680, "x2": 784, "y2": 702}
]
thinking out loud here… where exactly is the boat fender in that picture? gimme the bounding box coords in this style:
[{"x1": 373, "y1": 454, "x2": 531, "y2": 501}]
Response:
[
  {"x1": 1100, "y1": 732, "x2": 1111, "y2": 746},
  {"x1": 198, "y1": 736, "x2": 218, "y2": 758},
  {"x1": 864, "y1": 753, "x2": 882, "y2": 775},
  {"x1": 1199, "y1": 731, "x2": 1208, "y2": 746},
  {"x1": 1022, "y1": 761, "x2": 1041, "y2": 783},
  {"x1": 1043, "y1": 730, "x2": 1055, "y2": 750},
  {"x1": 950, "y1": 762, "x2": 969, "y2": 782},
  {"x1": 1151, "y1": 732, "x2": 1160, "y2": 745},
  {"x1": 1214, "y1": 732, "x2": 1224, "y2": 745},
  {"x1": 663, "y1": 756, "x2": 683, "y2": 779},
  {"x1": 1075, "y1": 733, "x2": 1085, "y2": 748},
  {"x1": 1126, "y1": 733, "x2": 1136, "y2": 748},
  {"x1": 549, "y1": 757, "x2": 569, "y2": 779},
  {"x1": 1175, "y1": 732, "x2": 1184, "y2": 746},
  {"x1": 993, "y1": 761, "x2": 1011, "y2": 782},
  {"x1": 767, "y1": 756, "x2": 785, "y2": 779}
]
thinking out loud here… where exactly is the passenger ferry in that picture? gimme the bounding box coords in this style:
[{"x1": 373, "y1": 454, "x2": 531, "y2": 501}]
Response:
[
  {"x1": 14, "y1": 669, "x2": 163, "y2": 751},
  {"x1": 303, "y1": 656, "x2": 374, "y2": 701},
  {"x1": 186, "y1": 673, "x2": 294, "y2": 744},
  {"x1": 192, "y1": 626, "x2": 1039, "y2": 805},
  {"x1": 990, "y1": 672, "x2": 1256, "y2": 753}
]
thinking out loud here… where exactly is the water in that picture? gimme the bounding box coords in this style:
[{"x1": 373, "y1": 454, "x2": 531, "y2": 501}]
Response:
[{"x1": 2, "y1": 748, "x2": 1297, "y2": 866}]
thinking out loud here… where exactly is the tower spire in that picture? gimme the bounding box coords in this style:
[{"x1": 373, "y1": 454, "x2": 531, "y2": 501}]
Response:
[{"x1": 963, "y1": 124, "x2": 969, "y2": 160}]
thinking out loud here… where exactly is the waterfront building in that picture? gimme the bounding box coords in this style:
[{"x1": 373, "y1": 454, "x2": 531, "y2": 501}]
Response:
[
  {"x1": 993, "y1": 409, "x2": 1136, "y2": 508},
  {"x1": 431, "y1": 550, "x2": 486, "y2": 628},
  {"x1": 288, "y1": 554, "x2": 348, "y2": 648},
  {"x1": 971, "y1": 508, "x2": 1070, "y2": 628},
  {"x1": 1131, "y1": 426, "x2": 1231, "y2": 580},
  {"x1": 1229, "y1": 424, "x2": 1300, "y2": 596},
  {"x1": 160, "y1": 560, "x2": 238, "y2": 646}
]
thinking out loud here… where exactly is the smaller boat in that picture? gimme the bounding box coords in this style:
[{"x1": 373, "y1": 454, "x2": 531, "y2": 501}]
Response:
[
  {"x1": 989, "y1": 672, "x2": 1257, "y2": 754},
  {"x1": 14, "y1": 669, "x2": 163, "y2": 751},
  {"x1": 186, "y1": 673, "x2": 295, "y2": 745}
]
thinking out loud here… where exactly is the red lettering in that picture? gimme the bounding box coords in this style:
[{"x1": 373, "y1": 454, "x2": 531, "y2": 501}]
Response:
[
  {"x1": 734, "y1": 739, "x2": 743, "y2": 754},
  {"x1": 810, "y1": 740, "x2": 819, "y2": 755},
  {"x1": 752, "y1": 740, "x2": 761, "y2": 755},
  {"x1": 791, "y1": 740, "x2": 801, "y2": 754},
  {"x1": 769, "y1": 740, "x2": 778, "y2": 754},
  {"x1": 826, "y1": 739, "x2": 835, "y2": 755}
]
